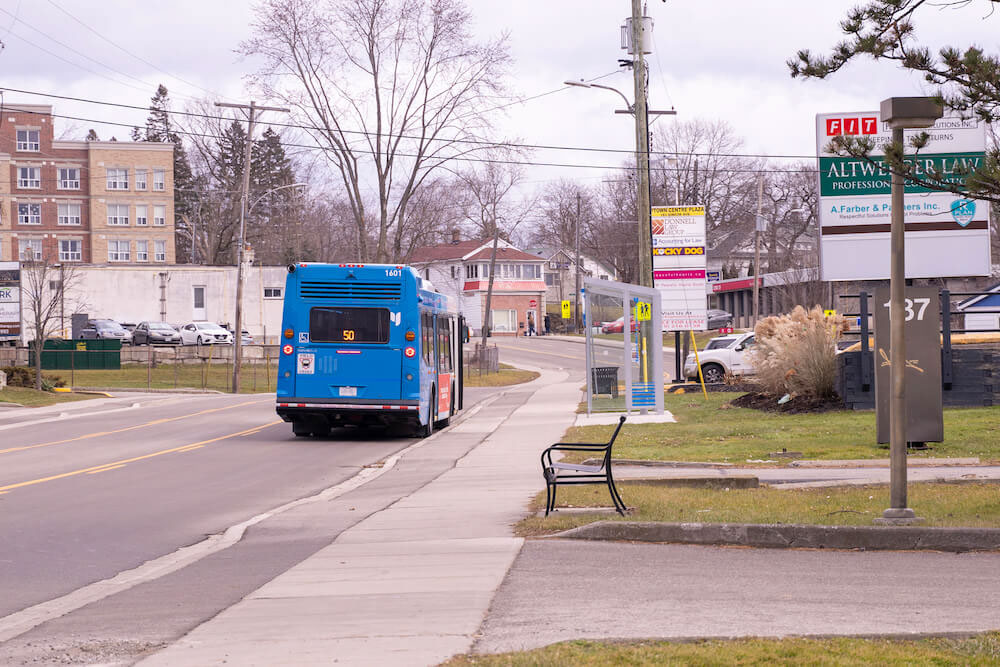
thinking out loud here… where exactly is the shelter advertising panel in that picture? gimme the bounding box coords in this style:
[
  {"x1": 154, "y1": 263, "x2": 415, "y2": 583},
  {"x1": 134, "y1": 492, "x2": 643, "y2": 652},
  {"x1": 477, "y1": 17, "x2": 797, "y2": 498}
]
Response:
[
  {"x1": 816, "y1": 112, "x2": 990, "y2": 280},
  {"x1": 651, "y1": 205, "x2": 707, "y2": 330},
  {"x1": 0, "y1": 262, "x2": 21, "y2": 338}
]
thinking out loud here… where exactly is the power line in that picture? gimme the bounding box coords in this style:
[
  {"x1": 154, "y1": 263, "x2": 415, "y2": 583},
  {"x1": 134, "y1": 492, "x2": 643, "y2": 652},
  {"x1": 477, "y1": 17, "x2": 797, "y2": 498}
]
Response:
[
  {"x1": 43, "y1": 0, "x2": 236, "y2": 103},
  {"x1": 0, "y1": 84, "x2": 821, "y2": 162},
  {"x1": 5, "y1": 105, "x2": 822, "y2": 177}
]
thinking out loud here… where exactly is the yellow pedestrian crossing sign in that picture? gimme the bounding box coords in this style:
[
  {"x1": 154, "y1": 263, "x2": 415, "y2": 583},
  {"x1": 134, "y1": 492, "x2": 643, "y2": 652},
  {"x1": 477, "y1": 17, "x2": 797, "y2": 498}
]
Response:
[
  {"x1": 561, "y1": 300, "x2": 571, "y2": 319},
  {"x1": 636, "y1": 301, "x2": 651, "y2": 321},
  {"x1": 824, "y1": 309, "x2": 837, "y2": 318}
]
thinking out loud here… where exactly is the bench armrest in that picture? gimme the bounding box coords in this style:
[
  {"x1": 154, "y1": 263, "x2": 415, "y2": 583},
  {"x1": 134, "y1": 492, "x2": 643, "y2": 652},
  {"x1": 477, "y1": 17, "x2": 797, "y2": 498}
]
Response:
[{"x1": 544, "y1": 444, "x2": 611, "y2": 453}]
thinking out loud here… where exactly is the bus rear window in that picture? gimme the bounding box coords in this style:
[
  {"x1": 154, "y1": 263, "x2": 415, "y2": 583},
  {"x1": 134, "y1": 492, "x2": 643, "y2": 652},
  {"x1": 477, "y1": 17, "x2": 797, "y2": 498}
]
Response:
[{"x1": 309, "y1": 307, "x2": 390, "y2": 343}]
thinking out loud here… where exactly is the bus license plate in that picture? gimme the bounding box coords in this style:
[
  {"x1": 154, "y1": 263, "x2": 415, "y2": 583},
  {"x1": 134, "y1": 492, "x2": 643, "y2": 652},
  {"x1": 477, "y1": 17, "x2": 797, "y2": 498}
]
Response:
[{"x1": 339, "y1": 386, "x2": 357, "y2": 397}]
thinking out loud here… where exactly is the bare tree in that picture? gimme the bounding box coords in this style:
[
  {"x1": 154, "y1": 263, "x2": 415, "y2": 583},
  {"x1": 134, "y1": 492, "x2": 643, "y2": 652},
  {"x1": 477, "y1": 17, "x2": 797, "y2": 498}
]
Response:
[
  {"x1": 758, "y1": 165, "x2": 819, "y2": 272},
  {"x1": 528, "y1": 179, "x2": 597, "y2": 251},
  {"x1": 20, "y1": 255, "x2": 83, "y2": 391},
  {"x1": 243, "y1": 0, "x2": 513, "y2": 263}
]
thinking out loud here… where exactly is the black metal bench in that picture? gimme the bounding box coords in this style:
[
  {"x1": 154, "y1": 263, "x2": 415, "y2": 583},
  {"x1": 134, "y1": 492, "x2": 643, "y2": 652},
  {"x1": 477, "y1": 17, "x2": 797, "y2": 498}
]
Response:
[{"x1": 540, "y1": 415, "x2": 627, "y2": 516}]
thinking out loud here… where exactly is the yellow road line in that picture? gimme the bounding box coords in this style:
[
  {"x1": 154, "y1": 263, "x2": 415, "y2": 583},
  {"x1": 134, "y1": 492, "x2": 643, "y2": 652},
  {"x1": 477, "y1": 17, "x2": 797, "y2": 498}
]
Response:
[
  {"x1": 86, "y1": 464, "x2": 126, "y2": 475},
  {"x1": 176, "y1": 444, "x2": 205, "y2": 452},
  {"x1": 0, "y1": 420, "x2": 282, "y2": 494},
  {"x1": 0, "y1": 399, "x2": 268, "y2": 457}
]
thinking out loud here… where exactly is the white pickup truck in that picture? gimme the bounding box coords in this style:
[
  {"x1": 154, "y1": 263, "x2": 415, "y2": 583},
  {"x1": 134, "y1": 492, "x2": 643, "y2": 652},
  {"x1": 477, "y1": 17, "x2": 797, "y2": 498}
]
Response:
[{"x1": 684, "y1": 332, "x2": 756, "y2": 383}]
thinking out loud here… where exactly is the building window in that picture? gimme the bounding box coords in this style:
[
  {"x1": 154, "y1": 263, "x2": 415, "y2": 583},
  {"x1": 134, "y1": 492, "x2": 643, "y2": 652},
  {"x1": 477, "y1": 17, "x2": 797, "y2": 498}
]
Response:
[
  {"x1": 135, "y1": 169, "x2": 147, "y2": 190},
  {"x1": 108, "y1": 240, "x2": 130, "y2": 262},
  {"x1": 544, "y1": 273, "x2": 556, "y2": 286},
  {"x1": 16, "y1": 129, "x2": 40, "y2": 151},
  {"x1": 481, "y1": 263, "x2": 489, "y2": 278},
  {"x1": 58, "y1": 167, "x2": 80, "y2": 189},
  {"x1": 450, "y1": 265, "x2": 457, "y2": 279},
  {"x1": 490, "y1": 309, "x2": 517, "y2": 333},
  {"x1": 154, "y1": 240, "x2": 166, "y2": 262},
  {"x1": 17, "y1": 166, "x2": 41, "y2": 188},
  {"x1": 58, "y1": 203, "x2": 82, "y2": 226},
  {"x1": 264, "y1": 287, "x2": 283, "y2": 299},
  {"x1": 19, "y1": 239, "x2": 43, "y2": 261},
  {"x1": 525, "y1": 264, "x2": 541, "y2": 279},
  {"x1": 136, "y1": 240, "x2": 149, "y2": 262},
  {"x1": 106, "y1": 168, "x2": 129, "y2": 190},
  {"x1": 152, "y1": 169, "x2": 165, "y2": 191},
  {"x1": 153, "y1": 204, "x2": 166, "y2": 226},
  {"x1": 107, "y1": 204, "x2": 129, "y2": 226},
  {"x1": 59, "y1": 239, "x2": 82, "y2": 262},
  {"x1": 135, "y1": 205, "x2": 148, "y2": 226},
  {"x1": 17, "y1": 203, "x2": 41, "y2": 225},
  {"x1": 465, "y1": 264, "x2": 479, "y2": 279}
]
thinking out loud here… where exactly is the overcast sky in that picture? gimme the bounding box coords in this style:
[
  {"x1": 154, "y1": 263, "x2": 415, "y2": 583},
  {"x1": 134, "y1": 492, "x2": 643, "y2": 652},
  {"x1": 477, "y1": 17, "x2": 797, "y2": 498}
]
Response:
[{"x1": 0, "y1": 0, "x2": 995, "y2": 188}]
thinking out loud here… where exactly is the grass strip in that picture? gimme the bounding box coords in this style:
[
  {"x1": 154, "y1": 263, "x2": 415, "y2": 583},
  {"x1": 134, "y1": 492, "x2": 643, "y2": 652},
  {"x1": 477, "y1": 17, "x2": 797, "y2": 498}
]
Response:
[
  {"x1": 568, "y1": 392, "x2": 1000, "y2": 463},
  {"x1": 447, "y1": 634, "x2": 1000, "y2": 665},
  {"x1": 464, "y1": 363, "x2": 540, "y2": 387},
  {"x1": 0, "y1": 386, "x2": 97, "y2": 408},
  {"x1": 516, "y1": 482, "x2": 1000, "y2": 537},
  {"x1": 45, "y1": 361, "x2": 277, "y2": 394}
]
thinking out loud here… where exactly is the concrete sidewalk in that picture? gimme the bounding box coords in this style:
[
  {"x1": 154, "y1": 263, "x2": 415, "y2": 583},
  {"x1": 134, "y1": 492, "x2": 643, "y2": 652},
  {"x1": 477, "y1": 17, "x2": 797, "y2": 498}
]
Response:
[{"x1": 140, "y1": 369, "x2": 580, "y2": 666}]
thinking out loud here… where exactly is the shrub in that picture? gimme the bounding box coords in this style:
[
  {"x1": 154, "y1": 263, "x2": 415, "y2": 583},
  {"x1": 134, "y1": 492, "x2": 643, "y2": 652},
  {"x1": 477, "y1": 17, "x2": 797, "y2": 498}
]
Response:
[
  {"x1": 747, "y1": 306, "x2": 849, "y2": 400},
  {"x1": 1, "y1": 366, "x2": 67, "y2": 391}
]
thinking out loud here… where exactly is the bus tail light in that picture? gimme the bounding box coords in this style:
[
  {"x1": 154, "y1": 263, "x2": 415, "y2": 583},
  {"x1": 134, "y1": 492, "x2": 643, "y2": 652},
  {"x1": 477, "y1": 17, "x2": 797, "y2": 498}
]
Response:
[
  {"x1": 284, "y1": 328, "x2": 294, "y2": 339},
  {"x1": 404, "y1": 346, "x2": 416, "y2": 358},
  {"x1": 282, "y1": 344, "x2": 293, "y2": 355},
  {"x1": 405, "y1": 330, "x2": 415, "y2": 341}
]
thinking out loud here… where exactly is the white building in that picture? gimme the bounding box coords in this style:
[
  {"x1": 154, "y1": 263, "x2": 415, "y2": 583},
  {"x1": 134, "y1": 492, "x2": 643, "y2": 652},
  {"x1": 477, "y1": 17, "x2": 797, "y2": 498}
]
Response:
[{"x1": 21, "y1": 264, "x2": 289, "y2": 344}]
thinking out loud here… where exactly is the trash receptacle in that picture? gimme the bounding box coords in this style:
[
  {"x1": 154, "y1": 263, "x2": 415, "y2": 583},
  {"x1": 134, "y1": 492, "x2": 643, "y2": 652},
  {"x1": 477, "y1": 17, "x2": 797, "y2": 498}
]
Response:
[{"x1": 591, "y1": 366, "x2": 619, "y2": 398}]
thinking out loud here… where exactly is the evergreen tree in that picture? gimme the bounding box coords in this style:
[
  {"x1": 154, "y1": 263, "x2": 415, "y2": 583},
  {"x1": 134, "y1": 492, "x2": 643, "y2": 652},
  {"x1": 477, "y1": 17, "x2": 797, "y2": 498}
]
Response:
[
  {"x1": 788, "y1": 0, "x2": 1000, "y2": 204},
  {"x1": 134, "y1": 84, "x2": 200, "y2": 261},
  {"x1": 85, "y1": 129, "x2": 99, "y2": 141}
]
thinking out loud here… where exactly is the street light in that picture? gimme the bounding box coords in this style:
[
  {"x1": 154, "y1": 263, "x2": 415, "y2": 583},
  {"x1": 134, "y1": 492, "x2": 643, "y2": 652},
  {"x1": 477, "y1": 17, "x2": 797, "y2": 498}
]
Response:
[
  {"x1": 563, "y1": 79, "x2": 675, "y2": 288},
  {"x1": 230, "y1": 182, "x2": 308, "y2": 392},
  {"x1": 879, "y1": 97, "x2": 943, "y2": 523}
]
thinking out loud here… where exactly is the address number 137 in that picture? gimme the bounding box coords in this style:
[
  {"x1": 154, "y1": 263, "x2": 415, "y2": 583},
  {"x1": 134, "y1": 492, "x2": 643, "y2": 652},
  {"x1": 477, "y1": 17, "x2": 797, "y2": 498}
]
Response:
[{"x1": 882, "y1": 298, "x2": 930, "y2": 322}]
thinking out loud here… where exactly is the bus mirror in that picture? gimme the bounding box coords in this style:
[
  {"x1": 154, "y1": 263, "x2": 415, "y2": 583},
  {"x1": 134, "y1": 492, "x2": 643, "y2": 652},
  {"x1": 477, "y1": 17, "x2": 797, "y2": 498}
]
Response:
[
  {"x1": 462, "y1": 325, "x2": 471, "y2": 343},
  {"x1": 287, "y1": 264, "x2": 296, "y2": 273}
]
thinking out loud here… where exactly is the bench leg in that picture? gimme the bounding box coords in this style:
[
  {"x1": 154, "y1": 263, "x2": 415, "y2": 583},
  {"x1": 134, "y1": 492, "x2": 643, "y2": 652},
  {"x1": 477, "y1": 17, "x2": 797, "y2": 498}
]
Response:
[
  {"x1": 606, "y1": 474, "x2": 626, "y2": 516},
  {"x1": 544, "y1": 479, "x2": 553, "y2": 516}
]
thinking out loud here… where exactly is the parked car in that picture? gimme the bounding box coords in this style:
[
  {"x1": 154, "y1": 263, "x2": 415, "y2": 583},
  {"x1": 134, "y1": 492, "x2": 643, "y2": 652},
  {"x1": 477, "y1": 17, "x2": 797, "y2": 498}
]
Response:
[
  {"x1": 706, "y1": 309, "x2": 733, "y2": 330},
  {"x1": 79, "y1": 319, "x2": 132, "y2": 345},
  {"x1": 178, "y1": 322, "x2": 234, "y2": 345},
  {"x1": 132, "y1": 321, "x2": 182, "y2": 345},
  {"x1": 223, "y1": 325, "x2": 254, "y2": 345},
  {"x1": 684, "y1": 331, "x2": 756, "y2": 383},
  {"x1": 119, "y1": 322, "x2": 137, "y2": 333},
  {"x1": 600, "y1": 316, "x2": 639, "y2": 334}
]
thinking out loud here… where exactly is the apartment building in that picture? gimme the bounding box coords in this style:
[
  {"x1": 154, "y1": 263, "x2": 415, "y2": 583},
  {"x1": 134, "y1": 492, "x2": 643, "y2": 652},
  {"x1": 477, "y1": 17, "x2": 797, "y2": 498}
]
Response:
[{"x1": 0, "y1": 103, "x2": 175, "y2": 265}]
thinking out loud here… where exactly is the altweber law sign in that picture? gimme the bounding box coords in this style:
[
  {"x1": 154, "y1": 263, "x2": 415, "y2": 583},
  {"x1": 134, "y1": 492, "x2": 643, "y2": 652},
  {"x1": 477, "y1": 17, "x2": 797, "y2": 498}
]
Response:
[{"x1": 816, "y1": 112, "x2": 991, "y2": 280}]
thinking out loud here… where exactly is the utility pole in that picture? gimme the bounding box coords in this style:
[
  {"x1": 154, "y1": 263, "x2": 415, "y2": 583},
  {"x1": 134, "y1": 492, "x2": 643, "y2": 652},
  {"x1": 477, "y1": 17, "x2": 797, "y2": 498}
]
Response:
[
  {"x1": 630, "y1": 0, "x2": 652, "y2": 288},
  {"x1": 575, "y1": 191, "x2": 582, "y2": 332},
  {"x1": 753, "y1": 173, "x2": 764, "y2": 324},
  {"x1": 480, "y1": 222, "x2": 501, "y2": 371},
  {"x1": 215, "y1": 100, "x2": 289, "y2": 394}
]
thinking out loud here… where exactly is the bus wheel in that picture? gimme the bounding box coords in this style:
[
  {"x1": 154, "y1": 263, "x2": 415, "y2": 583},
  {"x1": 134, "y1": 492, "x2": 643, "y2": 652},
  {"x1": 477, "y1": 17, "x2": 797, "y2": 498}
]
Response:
[{"x1": 418, "y1": 389, "x2": 436, "y2": 438}]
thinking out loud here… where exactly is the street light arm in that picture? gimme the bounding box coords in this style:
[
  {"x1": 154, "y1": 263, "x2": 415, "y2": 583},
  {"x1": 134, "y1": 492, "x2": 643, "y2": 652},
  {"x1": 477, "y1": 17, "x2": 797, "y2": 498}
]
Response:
[
  {"x1": 563, "y1": 80, "x2": 633, "y2": 111},
  {"x1": 588, "y1": 83, "x2": 633, "y2": 111},
  {"x1": 247, "y1": 182, "x2": 308, "y2": 216}
]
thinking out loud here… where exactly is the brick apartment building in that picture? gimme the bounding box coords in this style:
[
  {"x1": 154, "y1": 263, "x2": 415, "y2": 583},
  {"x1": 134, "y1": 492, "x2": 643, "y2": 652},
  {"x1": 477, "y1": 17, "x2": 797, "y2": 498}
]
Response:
[
  {"x1": 409, "y1": 235, "x2": 546, "y2": 336},
  {"x1": 0, "y1": 103, "x2": 175, "y2": 265}
]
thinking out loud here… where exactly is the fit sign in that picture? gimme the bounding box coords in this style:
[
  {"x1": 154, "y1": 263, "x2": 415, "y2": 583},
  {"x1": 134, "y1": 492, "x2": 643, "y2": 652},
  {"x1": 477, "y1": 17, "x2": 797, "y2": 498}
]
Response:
[{"x1": 816, "y1": 112, "x2": 991, "y2": 280}]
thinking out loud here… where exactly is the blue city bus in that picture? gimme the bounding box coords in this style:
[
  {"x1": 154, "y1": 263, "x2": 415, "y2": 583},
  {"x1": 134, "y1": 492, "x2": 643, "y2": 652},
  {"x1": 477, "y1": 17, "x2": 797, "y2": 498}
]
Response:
[{"x1": 276, "y1": 263, "x2": 464, "y2": 438}]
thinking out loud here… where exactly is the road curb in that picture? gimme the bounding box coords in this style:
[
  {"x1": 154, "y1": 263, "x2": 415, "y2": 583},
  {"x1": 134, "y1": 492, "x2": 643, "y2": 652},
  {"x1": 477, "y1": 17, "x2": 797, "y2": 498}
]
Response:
[{"x1": 551, "y1": 520, "x2": 1000, "y2": 552}]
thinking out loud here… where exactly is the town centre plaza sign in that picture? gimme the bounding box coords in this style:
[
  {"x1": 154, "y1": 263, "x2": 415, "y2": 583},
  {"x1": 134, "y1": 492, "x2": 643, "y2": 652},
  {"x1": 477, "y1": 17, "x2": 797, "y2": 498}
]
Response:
[
  {"x1": 651, "y1": 205, "x2": 707, "y2": 331},
  {"x1": 816, "y1": 112, "x2": 991, "y2": 281}
]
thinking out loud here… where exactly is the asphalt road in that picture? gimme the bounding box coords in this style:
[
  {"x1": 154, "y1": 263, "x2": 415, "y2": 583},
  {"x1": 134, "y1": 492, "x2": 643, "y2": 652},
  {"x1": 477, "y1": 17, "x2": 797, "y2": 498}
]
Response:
[
  {"x1": 475, "y1": 540, "x2": 1000, "y2": 653},
  {"x1": 491, "y1": 334, "x2": 680, "y2": 381},
  {"x1": 0, "y1": 388, "x2": 498, "y2": 621}
]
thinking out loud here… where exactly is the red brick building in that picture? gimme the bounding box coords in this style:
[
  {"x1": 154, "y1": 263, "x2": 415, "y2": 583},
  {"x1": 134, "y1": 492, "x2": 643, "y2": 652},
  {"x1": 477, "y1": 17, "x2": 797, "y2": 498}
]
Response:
[
  {"x1": 409, "y1": 236, "x2": 546, "y2": 335},
  {"x1": 0, "y1": 103, "x2": 175, "y2": 265}
]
